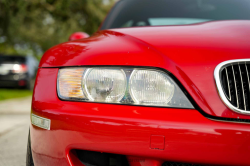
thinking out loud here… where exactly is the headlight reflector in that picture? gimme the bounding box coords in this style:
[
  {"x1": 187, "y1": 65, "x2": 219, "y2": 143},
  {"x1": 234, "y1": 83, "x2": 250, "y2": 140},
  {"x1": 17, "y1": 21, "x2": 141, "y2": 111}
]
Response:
[
  {"x1": 129, "y1": 69, "x2": 174, "y2": 105},
  {"x1": 83, "y1": 68, "x2": 127, "y2": 102},
  {"x1": 57, "y1": 67, "x2": 193, "y2": 109}
]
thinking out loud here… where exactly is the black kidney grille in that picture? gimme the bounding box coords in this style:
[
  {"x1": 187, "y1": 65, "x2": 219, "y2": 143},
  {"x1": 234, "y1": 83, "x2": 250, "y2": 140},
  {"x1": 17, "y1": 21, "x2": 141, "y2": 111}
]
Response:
[
  {"x1": 220, "y1": 63, "x2": 250, "y2": 111},
  {"x1": 162, "y1": 162, "x2": 203, "y2": 166}
]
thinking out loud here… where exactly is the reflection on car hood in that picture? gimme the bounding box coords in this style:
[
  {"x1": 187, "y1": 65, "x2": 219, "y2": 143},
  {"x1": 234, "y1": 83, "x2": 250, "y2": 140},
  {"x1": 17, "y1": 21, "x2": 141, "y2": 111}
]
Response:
[{"x1": 112, "y1": 20, "x2": 250, "y2": 64}]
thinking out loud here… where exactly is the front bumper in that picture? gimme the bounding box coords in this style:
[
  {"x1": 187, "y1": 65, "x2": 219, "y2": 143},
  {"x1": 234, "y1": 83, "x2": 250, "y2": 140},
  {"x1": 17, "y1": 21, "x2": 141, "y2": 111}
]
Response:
[{"x1": 31, "y1": 68, "x2": 250, "y2": 166}]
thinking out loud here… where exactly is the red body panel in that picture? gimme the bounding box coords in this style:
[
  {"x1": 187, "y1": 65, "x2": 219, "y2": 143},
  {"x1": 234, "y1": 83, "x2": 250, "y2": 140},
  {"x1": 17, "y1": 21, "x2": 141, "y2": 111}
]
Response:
[
  {"x1": 38, "y1": 21, "x2": 250, "y2": 120},
  {"x1": 31, "y1": 68, "x2": 250, "y2": 166}
]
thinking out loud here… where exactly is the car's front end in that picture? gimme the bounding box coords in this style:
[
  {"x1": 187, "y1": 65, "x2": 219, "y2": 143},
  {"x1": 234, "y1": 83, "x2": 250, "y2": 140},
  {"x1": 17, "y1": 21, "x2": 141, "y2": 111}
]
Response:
[
  {"x1": 30, "y1": 20, "x2": 250, "y2": 166},
  {"x1": 30, "y1": 67, "x2": 250, "y2": 166},
  {"x1": 29, "y1": 0, "x2": 250, "y2": 165}
]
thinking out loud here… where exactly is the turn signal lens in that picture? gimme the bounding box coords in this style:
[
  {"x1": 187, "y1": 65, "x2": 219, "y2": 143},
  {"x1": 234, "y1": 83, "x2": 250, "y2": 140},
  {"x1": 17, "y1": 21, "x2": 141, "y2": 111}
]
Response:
[
  {"x1": 83, "y1": 68, "x2": 127, "y2": 102},
  {"x1": 57, "y1": 67, "x2": 194, "y2": 109},
  {"x1": 58, "y1": 68, "x2": 86, "y2": 100}
]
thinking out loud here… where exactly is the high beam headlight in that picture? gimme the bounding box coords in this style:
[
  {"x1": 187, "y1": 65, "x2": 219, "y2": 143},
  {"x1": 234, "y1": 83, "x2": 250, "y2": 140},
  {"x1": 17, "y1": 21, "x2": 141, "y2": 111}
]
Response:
[
  {"x1": 129, "y1": 70, "x2": 174, "y2": 105},
  {"x1": 57, "y1": 67, "x2": 194, "y2": 109}
]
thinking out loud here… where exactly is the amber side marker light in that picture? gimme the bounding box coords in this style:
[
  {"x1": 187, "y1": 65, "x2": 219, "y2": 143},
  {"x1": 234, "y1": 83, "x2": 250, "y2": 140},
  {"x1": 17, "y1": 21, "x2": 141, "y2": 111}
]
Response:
[{"x1": 31, "y1": 114, "x2": 51, "y2": 130}]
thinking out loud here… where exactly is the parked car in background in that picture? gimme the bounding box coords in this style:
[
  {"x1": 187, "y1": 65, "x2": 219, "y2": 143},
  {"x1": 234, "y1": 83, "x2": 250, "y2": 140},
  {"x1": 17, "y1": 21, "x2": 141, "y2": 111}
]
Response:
[
  {"x1": 28, "y1": 0, "x2": 250, "y2": 166},
  {"x1": 0, "y1": 54, "x2": 38, "y2": 90}
]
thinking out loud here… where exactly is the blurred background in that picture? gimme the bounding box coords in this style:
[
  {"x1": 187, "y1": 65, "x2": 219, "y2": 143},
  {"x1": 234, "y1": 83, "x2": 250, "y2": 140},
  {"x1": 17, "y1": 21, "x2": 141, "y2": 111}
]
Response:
[
  {"x1": 0, "y1": 0, "x2": 115, "y2": 57},
  {"x1": 0, "y1": 1, "x2": 115, "y2": 165}
]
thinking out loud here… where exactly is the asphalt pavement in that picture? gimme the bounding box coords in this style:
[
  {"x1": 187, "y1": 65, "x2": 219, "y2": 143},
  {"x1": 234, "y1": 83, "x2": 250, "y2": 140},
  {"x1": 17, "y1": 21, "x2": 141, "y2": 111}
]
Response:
[{"x1": 0, "y1": 96, "x2": 31, "y2": 166}]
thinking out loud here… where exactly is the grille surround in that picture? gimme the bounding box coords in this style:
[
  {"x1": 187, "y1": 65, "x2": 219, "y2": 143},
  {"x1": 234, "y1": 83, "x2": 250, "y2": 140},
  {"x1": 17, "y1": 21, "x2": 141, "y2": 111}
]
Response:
[{"x1": 214, "y1": 59, "x2": 250, "y2": 115}]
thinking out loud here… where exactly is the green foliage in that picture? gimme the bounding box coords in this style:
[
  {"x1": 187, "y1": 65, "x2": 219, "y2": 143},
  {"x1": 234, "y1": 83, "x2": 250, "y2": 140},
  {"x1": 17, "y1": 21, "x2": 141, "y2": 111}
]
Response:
[
  {"x1": 0, "y1": 0, "x2": 115, "y2": 57},
  {"x1": 0, "y1": 89, "x2": 32, "y2": 101}
]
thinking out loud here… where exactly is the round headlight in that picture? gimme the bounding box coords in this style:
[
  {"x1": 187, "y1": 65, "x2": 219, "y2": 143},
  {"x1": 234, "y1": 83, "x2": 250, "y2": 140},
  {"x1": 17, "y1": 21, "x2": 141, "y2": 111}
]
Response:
[
  {"x1": 129, "y1": 69, "x2": 175, "y2": 105},
  {"x1": 83, "y1": 68, "x2": 127, "y2": 102}
]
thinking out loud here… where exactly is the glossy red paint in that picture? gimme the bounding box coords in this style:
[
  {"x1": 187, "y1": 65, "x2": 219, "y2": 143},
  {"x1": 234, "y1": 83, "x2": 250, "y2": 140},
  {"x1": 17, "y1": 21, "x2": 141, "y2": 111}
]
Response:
[
  {"x1": 69, "y1": 32, "x2": 90, "y2": 41},
  {"x1": 150, "y1": 135, "x2": 165, "y2": 150},
  {"x1": 31, "y1": 68, "x2": 250, "y2": 166},
  {"x1": 39, "y1": 20, "x2": 250, "y2": 120}
]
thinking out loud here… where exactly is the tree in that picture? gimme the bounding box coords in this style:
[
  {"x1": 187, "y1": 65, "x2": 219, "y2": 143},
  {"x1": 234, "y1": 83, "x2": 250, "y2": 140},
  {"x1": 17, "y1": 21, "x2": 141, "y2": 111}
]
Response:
[{"x1": 0, "y1": 0, "x2": 115, "y2": 58}]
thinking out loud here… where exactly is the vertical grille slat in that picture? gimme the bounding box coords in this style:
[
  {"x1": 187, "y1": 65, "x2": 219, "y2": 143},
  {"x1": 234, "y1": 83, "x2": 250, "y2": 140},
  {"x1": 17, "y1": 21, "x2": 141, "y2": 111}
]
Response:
[
  {"x1": 221, "y1": 68, "x2": 230, "y2": 100},
  {"x1": 226, "y1": 66, "x2": 237, "y2": 106},
  {"x1": 238, "y1": 64, "x2": 247, "y2": 110},
  {"x1": 245, "y1": 63, "x2": 250, "y2": 110},
  {"x1": 218, "y1": 61, "x2": 250, "y2": 113},
  {"x1": 231, "y1": 65, "x2": 240, "y2": 108},
  {"x1": 225, "y1": 68, "x2": 232, "y2": 101}
]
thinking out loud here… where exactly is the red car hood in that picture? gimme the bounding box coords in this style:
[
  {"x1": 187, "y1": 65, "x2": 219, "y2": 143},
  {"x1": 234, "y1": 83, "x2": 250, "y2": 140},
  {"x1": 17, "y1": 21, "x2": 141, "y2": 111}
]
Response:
[
  {"x1": 40, "y1": 20, "x2": 250, "y2": 120},
  {"x1": 113, "y1": 20, "x2": 250, "y2": 63}
]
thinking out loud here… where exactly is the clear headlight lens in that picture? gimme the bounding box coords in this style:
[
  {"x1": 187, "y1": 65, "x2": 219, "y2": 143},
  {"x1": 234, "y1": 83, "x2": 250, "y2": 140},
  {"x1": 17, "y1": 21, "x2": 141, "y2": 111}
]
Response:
[
  {"x1": 83, "y1": 68, "x2": 127, "y2": 102},
  {"x1": 57, "y1": 67, "x2": 194, "y2": 109},
  {"x1": 129, "y1": 70, "x2": 174, "y2": 105}
]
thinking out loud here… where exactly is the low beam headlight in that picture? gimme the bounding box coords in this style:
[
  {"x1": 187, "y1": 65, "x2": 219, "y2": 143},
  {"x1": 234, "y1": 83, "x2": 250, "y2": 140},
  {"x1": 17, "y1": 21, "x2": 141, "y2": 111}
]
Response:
[
  {"x1": 83, "y1": 68, "x2": 127, "y2": 102},
  {"x1": 57, "y1": 67, "x2": 194, "y2": 109}
]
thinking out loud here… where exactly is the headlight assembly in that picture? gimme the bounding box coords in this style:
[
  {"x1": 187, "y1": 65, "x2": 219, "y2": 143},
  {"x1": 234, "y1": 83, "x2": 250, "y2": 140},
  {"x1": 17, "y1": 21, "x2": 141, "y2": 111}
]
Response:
[{"x1": 57, "y1": 67, "x2": 194, "y2": 109}]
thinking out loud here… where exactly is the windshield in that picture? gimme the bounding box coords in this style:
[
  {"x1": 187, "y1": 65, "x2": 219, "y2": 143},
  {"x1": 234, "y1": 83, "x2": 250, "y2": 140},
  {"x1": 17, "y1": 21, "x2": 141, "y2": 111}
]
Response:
[{"x1": 101, "y1": 0, "x2": 250, "y2": 30}]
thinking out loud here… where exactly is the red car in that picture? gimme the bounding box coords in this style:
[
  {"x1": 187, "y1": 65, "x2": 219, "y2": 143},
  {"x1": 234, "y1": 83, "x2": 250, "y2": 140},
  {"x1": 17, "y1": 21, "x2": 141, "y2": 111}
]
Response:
[{"x1": 27, "y1": 0, "x2": 250, "y2": 166}]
